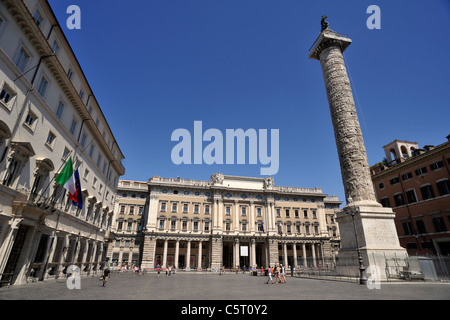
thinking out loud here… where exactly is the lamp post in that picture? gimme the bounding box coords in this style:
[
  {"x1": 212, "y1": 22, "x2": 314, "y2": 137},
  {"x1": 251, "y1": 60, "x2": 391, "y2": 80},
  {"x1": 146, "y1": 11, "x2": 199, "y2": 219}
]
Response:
[{"x1": 347, "y1": 201, "x2": 367, "y2": 285}]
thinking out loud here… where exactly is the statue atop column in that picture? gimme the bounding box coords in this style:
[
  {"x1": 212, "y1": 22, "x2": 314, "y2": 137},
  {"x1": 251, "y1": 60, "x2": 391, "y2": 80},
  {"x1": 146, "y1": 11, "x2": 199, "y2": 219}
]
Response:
[{"x1": 321, "y1": 15, "x2": 330, "y2": 32}]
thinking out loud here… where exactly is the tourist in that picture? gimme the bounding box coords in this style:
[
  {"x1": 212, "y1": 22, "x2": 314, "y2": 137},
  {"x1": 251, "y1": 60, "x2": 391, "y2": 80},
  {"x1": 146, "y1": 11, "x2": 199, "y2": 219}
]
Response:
[
  {"x1": 102, "y1": 266, "x2": 111, "y2": 287},
  {"x1": 280, "y1": 264, "x2": 286, "y2": 283},
  {"x1": 266, "y1": 266, "x2": 274, "y2": 284}
]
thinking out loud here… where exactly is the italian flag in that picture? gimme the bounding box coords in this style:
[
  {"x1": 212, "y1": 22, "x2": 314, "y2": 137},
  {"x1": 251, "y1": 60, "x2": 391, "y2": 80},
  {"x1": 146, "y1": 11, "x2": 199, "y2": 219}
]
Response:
[{"x1": 55, "y1": 157, "x2": 83, "y2": 208}]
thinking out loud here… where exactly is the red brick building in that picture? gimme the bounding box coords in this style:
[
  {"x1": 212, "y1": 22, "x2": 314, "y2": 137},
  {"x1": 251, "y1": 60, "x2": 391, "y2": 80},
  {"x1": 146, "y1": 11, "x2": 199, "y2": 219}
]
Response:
[{"x1": 371, "y1": 136, "x2": 450, "y2": 255}]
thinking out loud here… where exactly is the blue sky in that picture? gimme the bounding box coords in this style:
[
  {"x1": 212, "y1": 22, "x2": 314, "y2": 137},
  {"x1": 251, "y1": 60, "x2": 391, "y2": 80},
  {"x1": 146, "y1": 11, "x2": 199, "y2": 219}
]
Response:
[{"x1": 48, "y1": 0, "x2": 450, "y2": 204}]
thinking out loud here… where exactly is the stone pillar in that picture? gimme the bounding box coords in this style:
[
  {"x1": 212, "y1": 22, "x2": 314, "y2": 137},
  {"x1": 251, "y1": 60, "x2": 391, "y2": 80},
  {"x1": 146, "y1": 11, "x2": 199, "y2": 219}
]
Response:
[
  {"x1": 311, "y1": 243, "x2": 316, "y2": 268},
  {"x1": 197, "y1": 241, "x2": 202, "y2": 270},
  {"x1": 162, "y1": 239, "x2": 168, "y2": 268},
  {"x1": 251, "y1": 239, "x2": 256, "y2": 268},
  {"x1": 234, "y1": 238, "x2": 239, "y2": 268},
  {"x1": 174, "y1": 240, "x2": 180, "y2": 269},
  {"x1": 283, "y1": 242, "x2": 288, "y2": 267},
  {"x1": 302, "y1": 242, "x2": 307, "y2": 268},
  {"x1": 267, "y1": 238, "x2": 278, "y2": 267},
  {"x1": 140, "y1": 234, "x2": 156, "y2": 269},
  {"x1": 210, "y1": 236, "x2": 222, "y2": 270},
  {"x1": 309, "y1": 20, "x2": 408, "y2": 280},
  {"x1": 186, "y1": 240, "x2": 191, "y2": 270},
  {"x1": 293, "y1": 242, "x2": 298, "y2": 267}
]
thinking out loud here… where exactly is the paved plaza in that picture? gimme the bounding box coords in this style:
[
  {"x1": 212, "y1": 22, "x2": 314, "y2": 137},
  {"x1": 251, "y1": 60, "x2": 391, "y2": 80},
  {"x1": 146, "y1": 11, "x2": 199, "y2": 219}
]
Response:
[{"x1": 1, "y1": 271, "x2": 449, "y2": 301}]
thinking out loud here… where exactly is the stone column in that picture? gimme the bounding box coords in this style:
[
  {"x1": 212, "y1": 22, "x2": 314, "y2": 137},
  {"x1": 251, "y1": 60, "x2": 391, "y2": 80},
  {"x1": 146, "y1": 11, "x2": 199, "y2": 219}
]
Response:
[
  {"x1": 162, "y1": 239, "x2": 168, "y2": 268},
  {"x1": 186, "y1": 240, "x2": 191, "y2": 270},
  {"x1": 309, "y1": 20, "x2": 408, "y2": 281},
  {"x1": 140, "y1": 234, "x2": 156, "y2": 269},
  {"x1": 302, "y1": 242, "x2": 307, "y2": 268},
  {"x1": 251, "y1": 239, "x2": 256, "y2": 268},
  {"x1": 233, "y1": 238, "x2": 239, "y2": 268},
  {"x1": 174, "y1": 239, "x2": 180, "y2": 269},
  {"x1": 283, "y1": 242, "x2": 288, "y2": 267},
  {"x1": 311, "y1": 243, "x2": 316, "y2": 268},
  {"x1": 197, "y1": 241, "x2": 202, "y2": 270},
  {"x1": 293, "y1": 242, "x2": 298, "y2": 267}
]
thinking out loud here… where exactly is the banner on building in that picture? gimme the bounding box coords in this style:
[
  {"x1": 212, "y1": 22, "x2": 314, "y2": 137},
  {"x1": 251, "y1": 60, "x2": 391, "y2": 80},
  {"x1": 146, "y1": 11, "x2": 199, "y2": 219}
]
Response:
[{"x1": 240, "y1": 246, "x2": 248, "y2": 257}]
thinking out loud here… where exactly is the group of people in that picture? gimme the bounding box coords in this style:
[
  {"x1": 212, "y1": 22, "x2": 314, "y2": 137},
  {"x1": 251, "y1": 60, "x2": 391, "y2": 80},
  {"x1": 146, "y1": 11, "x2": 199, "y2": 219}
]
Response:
[
  {"x1": 266, "y1": 264, "x2": 287, "y2": 284},
  {"x1": 156, "y1": 264, "x2": 174, "y2": 276}
]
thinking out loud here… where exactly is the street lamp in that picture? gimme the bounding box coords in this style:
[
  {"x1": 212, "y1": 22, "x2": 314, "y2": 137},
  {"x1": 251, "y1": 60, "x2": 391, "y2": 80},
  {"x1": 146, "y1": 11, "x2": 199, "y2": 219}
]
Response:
[{"x1": 346, "y1": 198, "x2": 367, "y2": 285}]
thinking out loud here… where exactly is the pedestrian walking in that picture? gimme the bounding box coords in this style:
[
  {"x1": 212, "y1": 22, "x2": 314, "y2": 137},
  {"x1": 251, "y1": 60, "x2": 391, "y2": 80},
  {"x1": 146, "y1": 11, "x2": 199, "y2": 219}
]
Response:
[
  {"x1": 280, "y1": 264, "x2": 286, "y2": 283},
  {"x1": 102, "y1": 266, "x2": 111, "y2": 287},
  {"x1": 266, "y1": 266, "x2": 274, "y2": 284},
  {"x1": 157, "y1": 264, "x2": 160, "y2": 277}
]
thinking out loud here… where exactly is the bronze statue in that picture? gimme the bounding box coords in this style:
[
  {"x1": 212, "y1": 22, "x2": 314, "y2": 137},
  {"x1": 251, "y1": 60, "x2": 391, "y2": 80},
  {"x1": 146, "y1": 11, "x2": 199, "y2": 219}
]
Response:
[{"x1": 321, "y1": 15, "x2": 329, "y2": 32}]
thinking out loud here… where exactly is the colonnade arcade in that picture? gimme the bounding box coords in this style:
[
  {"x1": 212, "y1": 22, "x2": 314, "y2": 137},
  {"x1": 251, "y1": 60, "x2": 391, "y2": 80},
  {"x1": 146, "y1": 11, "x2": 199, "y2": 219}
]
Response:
[{"x1": 150, "y1": 234, "x2": 337, "y2": 270}]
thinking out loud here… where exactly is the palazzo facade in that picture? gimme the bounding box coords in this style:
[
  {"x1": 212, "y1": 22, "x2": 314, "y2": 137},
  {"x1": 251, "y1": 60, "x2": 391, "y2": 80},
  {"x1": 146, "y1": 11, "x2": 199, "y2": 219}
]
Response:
[
  {"x1": 139, "y1": 174, "x2": 342, "y2": 270},
  {"x1": 0, "y1": 0, "x2": 125, "y2": 286}
]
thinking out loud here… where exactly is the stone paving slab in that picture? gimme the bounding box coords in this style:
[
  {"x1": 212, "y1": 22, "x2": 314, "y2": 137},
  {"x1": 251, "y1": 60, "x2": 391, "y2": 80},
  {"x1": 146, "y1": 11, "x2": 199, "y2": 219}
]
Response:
[{"x1": 1, "y1": 272, "x2": 449, "y2": 301}]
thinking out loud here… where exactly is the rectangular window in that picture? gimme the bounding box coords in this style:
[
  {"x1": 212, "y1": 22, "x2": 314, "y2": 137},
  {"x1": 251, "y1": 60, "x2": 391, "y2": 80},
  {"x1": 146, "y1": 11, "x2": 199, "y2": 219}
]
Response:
[
  {"x1": 56, "y1": 101, "x2": 65, "y2": 118},
  {"x1": 129, "y1": 206, "x2": 134, "y2": 215},
  {"x1": 402, "y1": 172, "x2": 412, "y2": 181},
  {"x1": 138, "y1": 206, "x2": 144, "y2": 215},
  {"x1": 83, "y1": 168, "x2": 89, "y2": 180},
  {"x1": 432, "y1": 217, "x2": 447, "y2": 232},
  {"x1": 160, "y1": 202, "x2": 166, "y2": 212},
  {"x1": 159, "y1": 220, "x2": 164, "y2": 230},
  {"x1": 182, "y1": 220, "x2": 187, "y2": 231},
  {"x1": 172, "y1": 203, "x2": 177, "y2": 212},
  {"x1": 415, "y1": 166, "x2": 427, "y2": 176},
  {"x1": 67, "y1": 68, "x2": 73, "y2": 80},
  {"x1": 183, "y1": 203, "x2": 188, "y2": 213},
  {"x1": 225, "y1": 206, "x2": 231, "y2": 215},
  {"x1": 420, "y1": 185, "x2": 435, "y2": 200},
  {"x1": 33, "y1": 10, "x2": 43, "y2": 26},
  {"x1": 193, "y1": 221, "x2": 198, "y2": 231},
  {"x1": 24, "y1": 111, "x2": 37, "y2": 127},
  {"x1": 416, "y1": 220, "x2": 426, "y2": 234},
  {"x1": 37, "y1": 76, "x2": 48, "y2": 97},
  {"x1": 52, "y1": 41, "x2": 59, "y2": 55},
  {"x1": 394, "y1": 193, "x2": 405, "y2": 207},
  {"x1": 257, "y1": 207, "x2": 262, "y2": 217},
  {"x1": 241, "y1": 207, "x2": 247, "y2": 216},
  {"x1": 0, "y1": 84, "x2": 15, "y2": 107},
  {"x1": 406, "y1": 189, "x2": 417, "y2": 204},
  {"x1": 380, "y1": 197, "x2": 391, "y2": 208},
  {"x1": 194, "y1": 204, "x2": 199, "y2": 213},
  {"x1": 62, "y1": 147, "x2": 70, "y2": 160},
  {"x1": 205, "y1": 204, "x2": 210, "y2": 214},
  {"x1": 120, "y1": 205, "x2": 125, "y2": 214},
  {"x1": 276, "y1": 208, "x2": 280, "y2": 218},
  {"x1": 70, "y1": 118, "x2": 78, "y2": 135},
  {"x1": 303, "y1": 209, "x2": 308, "y2": 218},
  {"x1": 437, "y1": 180, "x2": 450, "y2": 196},
  {"x1": 285, "y1": 209, "x2": 290, "y2": 218},
  {"x1": 171, "y1": 220, "x2": 176, "y2": 230},
  {"x1": 80, "y1": 133, "x2": 87, "y2": 148},
  {"x1": 15, "y1": 48, "x2": 30, "y2": 72},
  {"x1": 390, "y1": 177, "x2": 400, "y2": 185},
  {"x1": 312, "y1": 210, "x2": 317, "y2": 219},
  {"x1": 378, "y1": 182, "x2": 385, "y2": 190},
  {"x1": 294, "y1": 209, "x2": 299, "y2": 218},
  {"x1": 402, "y1": 222, "x2": 413, "y2": 236},
  {"x1": 204, "y1": 221, "x2": 209, "y2": 231},
  {"x1": 430, "y1": 161, "x2": 444, "y2": 171}
]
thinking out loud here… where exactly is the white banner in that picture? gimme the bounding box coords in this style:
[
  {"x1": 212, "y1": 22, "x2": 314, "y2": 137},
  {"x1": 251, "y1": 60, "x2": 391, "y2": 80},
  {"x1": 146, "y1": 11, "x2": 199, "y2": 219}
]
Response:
[{"x1": 240, "y1": 246, "x2": 248, "y2": 257}]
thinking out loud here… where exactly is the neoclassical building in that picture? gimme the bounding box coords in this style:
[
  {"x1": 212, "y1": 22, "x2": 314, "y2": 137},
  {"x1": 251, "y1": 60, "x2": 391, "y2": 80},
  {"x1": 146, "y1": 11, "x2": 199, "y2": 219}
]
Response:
[
  {"x1": 138, "y1": 173, "x2": 341, "y2": 270},
  {"x1": 0, "y1": 0, "x2": 125, "y2": 286}
]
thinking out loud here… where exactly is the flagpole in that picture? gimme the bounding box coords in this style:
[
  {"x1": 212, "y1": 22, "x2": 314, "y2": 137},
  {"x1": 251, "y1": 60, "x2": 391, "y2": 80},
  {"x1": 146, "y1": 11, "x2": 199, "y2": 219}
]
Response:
[{"x1": 35, "y1": 151, "x2": 73, "y2": 207}]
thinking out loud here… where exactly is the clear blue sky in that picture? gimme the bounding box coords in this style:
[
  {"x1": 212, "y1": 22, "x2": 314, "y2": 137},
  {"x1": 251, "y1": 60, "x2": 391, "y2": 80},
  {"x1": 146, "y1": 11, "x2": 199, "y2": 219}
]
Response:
[{"x1": 48, "y1": 0, "x2": 450, "y2": 204}]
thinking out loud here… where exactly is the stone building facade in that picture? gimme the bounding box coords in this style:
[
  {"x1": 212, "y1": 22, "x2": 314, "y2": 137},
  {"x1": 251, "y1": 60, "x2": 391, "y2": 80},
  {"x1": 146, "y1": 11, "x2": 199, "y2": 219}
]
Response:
[
  {"x1": 108, "y1": 180, "x2": 147, "y2": 267},
  {"x1": 0, "y1": 0, "x2": 125, "y2": 286},
  {"x1": 371, "y1": 136, "x2": 450, "y2": 255},
  {"x1": 137, "y1": 174, "x2": 341, "y2": 270}
]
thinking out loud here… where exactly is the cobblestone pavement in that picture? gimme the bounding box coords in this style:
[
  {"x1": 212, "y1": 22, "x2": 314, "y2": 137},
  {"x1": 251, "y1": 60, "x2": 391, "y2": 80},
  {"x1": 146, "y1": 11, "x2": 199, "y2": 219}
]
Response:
[{"x1": 1, "y1": 272, "x2": 449, "y2": 301}]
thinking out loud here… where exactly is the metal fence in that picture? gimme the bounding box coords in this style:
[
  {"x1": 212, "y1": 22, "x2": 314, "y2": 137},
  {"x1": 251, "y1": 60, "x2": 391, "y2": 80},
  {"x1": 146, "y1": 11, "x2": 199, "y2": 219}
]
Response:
[{"x1": 293, "y1": 253, "x2": 450, "y2": 282}]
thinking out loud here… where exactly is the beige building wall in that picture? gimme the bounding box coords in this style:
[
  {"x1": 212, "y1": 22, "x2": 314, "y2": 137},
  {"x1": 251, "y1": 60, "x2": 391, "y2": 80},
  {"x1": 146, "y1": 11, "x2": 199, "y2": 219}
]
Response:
[
  {"x1": 0, "y1": 0, "x2": 125, "y2": 286},
  {"x1": 139, "y1": 174, "x2": 341, "y2": 270}
]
